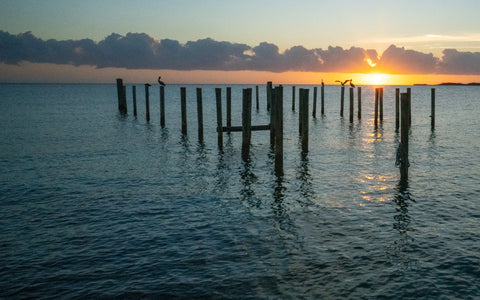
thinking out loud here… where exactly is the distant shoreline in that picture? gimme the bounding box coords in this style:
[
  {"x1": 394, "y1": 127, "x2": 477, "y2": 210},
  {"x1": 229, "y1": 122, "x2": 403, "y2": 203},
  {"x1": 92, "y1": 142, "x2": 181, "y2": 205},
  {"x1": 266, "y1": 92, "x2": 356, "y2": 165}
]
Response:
[{"x1": 413, "y1": 82, "x2": 480, "y2": 86}]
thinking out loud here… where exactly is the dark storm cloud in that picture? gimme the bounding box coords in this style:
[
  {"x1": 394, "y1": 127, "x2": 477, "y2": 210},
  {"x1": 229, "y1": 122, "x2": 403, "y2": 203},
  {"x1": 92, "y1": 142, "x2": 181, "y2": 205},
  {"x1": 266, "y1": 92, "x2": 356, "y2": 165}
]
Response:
[{"x1": 1, "y1": 30, "x2": 479, "y2": 75}]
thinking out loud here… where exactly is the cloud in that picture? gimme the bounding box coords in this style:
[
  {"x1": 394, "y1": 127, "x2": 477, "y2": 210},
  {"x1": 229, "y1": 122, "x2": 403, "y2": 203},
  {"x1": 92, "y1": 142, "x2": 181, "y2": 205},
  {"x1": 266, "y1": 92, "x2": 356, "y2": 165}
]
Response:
[
  {"x1": 439, "y1": 49, "x2": 480, "y2": 75},
  {"x1": 1, "y1": 30, "x2": 480, "y2": 75},
  {"x1": 375, "y1": 45, "x2": 439, "y2": 74}
]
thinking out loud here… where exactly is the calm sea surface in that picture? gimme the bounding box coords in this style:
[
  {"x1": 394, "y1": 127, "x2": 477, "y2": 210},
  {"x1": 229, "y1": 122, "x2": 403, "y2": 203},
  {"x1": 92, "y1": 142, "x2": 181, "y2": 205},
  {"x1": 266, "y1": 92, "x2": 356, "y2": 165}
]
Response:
[{"x1": 0, "y1": 83, "x2": 479, "y2": 299}]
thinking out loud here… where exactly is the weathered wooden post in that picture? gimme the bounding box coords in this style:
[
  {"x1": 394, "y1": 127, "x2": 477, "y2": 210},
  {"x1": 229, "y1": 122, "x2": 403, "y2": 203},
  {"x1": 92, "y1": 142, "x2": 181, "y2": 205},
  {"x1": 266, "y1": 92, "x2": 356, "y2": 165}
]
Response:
[
  {"x1": 321, "y1": 84, "x2": 325, "y2": 115},
  {"x1": 226, "y1": 87, "x2": 232, "y2": 133},
  {"x1": 270, "y1": 85, "x2": 276, "y2": 148},
  {"x1": 374, "y1": 88, "x2": 379, "y2": 127},
  {"x1": 395, "y1": 88, "x2": 400, "y2": 131},
  {"x1": 299, "y1": 88, "x2": 309, "y2": 153},
  {"x1": 145, "y1": 84, "x2": 150, "y2": 122},
  {"x1": 132, "y1": 85, "x2": 137, "y2": 117},
  {"x1": 340, "y1": 85, "x2": 345, "y2": 117},
  {"x1": 267, "y1": 81, "x2": 272, "y2": 111},
  {"x1": 216, "y1": 88, "x2": 223, "y2": 151},
  {"x1": 181, "y1": 87, "x2": 187, "y2": 135},
  {"x1": 292, "y1": 86, "x2": 296, "y2": 111},
  {"x1": 160, "y1": 86, "x2": 165, "y2": 128},
  {"x1": 116, "y1": 78, "x2": 127, "y2": 114},
  {"x1": 313, "y1": 86, "x2": 318, "y2": 118},
  {"x1": 123, "y1": 86, "x2": 127, "y2": 114},
  {"x1": 349, "y1": 87, "x2": 354, "y2": 123},
  {"x1": 242, "y1": 88, "x2": 252, "y2": 160},
  {"x1": 274, "y1": 85, "x2": 284, "y2": 176},
  {"x1": 400, "y1": 92, "x2": 410, "y2": 180},
  {"x1": 357, "y1": 87, "x2": 362, "y2": 119},
  {"x1": 407, "y1": 87, "x2": 411, "y2": 126},
  {"x1": 256, "y1": 85, "x2": 259, "y2": 110},
  {"x1": 116, "y1": 78, "x2": 123, "y2": 112},
  {"x1": 431, "y1": 88, "x2": 435, "y2": 130},
  {"x1": 380, "y1": 87, "x2": 384, "y2": 122},
  {"x1": 196, "y1": 88, "x2": 204, "y2": 142}
]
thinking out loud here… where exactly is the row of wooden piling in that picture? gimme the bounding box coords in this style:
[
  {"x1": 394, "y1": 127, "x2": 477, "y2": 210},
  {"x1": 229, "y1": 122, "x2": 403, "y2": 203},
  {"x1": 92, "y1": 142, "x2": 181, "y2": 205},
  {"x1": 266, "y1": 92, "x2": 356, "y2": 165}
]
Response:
[
  {"x1": 118, "y1": 79, "x2": 436, "y2": 133},
  {"x1": 116, "y1": 79, "x2": 437, "y2": 178}
]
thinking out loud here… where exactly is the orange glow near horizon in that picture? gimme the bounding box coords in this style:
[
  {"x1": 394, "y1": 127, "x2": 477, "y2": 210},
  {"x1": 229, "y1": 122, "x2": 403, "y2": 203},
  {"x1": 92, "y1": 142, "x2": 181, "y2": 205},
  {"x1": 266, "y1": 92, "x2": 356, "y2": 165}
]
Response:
[{"x1": 1, "y1": 62, "x2": 480, "y2": 86}]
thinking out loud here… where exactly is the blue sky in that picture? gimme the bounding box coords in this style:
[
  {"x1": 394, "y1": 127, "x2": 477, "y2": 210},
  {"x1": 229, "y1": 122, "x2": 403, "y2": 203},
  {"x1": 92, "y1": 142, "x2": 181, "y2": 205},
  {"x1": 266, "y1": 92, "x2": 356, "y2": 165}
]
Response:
[{"x1": 1, "y1": 0, "x2": 479, "y2": 54}]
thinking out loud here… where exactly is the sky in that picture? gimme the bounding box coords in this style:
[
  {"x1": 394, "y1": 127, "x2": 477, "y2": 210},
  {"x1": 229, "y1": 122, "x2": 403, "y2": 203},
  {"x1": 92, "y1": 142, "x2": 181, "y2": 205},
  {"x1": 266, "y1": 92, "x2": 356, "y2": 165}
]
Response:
[{"x1": 1, "y1": 0, "x2": 480, "y2": 84}]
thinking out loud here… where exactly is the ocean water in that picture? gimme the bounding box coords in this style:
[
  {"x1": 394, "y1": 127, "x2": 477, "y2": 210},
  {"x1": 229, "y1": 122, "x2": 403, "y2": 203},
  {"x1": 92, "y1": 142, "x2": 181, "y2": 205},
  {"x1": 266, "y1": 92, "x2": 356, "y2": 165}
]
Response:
[{"x1": 0, "y1": 83, "x2": 479, "y2": 299}]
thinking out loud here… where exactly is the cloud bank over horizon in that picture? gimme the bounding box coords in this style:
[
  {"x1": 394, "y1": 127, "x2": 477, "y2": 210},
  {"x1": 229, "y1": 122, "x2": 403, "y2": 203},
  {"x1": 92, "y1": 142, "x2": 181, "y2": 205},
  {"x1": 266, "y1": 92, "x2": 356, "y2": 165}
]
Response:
[{"x1": 1, "y1": 31, "x2": 480, "y2": 75}]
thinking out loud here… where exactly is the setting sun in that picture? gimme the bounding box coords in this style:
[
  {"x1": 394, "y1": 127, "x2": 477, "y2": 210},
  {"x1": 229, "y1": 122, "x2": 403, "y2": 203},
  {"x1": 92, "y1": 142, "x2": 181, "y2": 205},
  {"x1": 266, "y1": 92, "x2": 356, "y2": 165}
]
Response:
[{"x1": 363, "y1": 73, "x2": 390, "y2": 85}]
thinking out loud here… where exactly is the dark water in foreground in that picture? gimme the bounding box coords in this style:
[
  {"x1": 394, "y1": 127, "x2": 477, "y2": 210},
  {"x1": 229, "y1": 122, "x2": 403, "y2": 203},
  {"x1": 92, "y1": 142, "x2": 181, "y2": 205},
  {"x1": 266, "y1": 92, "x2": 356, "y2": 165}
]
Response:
[{"x1": 0, "y1": 83, "x2": 479, "y2": 299}]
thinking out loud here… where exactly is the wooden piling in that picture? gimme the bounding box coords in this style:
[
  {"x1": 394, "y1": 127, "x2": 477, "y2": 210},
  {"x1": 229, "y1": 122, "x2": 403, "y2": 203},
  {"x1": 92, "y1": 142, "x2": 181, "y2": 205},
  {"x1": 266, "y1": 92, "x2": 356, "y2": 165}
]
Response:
[
  {"x1": 349, "y1": 87, "x2": 354, "y2": 123},
  {"x1": 395, "y1": 88, "x2": 400, "y2": 131},
  {"x1": 196, "y1": 88, "x2": 204, "y2": 142},
  {"x1": 256, "y1": 85, "x2": 259, "y2": 110},
  {"x1": 242, "y1": 88, "x2": 252, "y2": 160},
  {"x1": 160, "y1": 86, "x2": 165, "y2": 128},
  {"x1": 292, "y1": 86, "x2": 296, "y2": 111},
  {"x1": 357, "y1": 87, "x2": 362, "y2": 119},
  {"x1": 274, "y1": 86, "x2": 284, "y2": 176},
  {"x1": 132, "y1": 86, "x2": 137, "y2": 117},
  {"x1": 299, "y1": 89, "x2": 309, "y2": 153},
  {"x1": 270, "y1": 85, "x2": 276, "y2": 148},
  {"x1": 340, "y1": 85, "x2": 345, "y2": 117},
  {"x1": 407, "y1": 88, "x2": 411, "y2": 126},
  {"x1": 374, "y1": 88, "x2": 379, "y2": 127},
  {"x1": 431, "y1": 88, "x2": 435, "y2": 130},
  {"x1": 226, "y1": 87, "x2": 232, "y2": 133},
  {"x1": 267, "y1": 81, "x2": 272, "y2": 111},
  {"x1": 380, "y1": 87, "x2": 384, "y2": 122},
  {"x1": 122, "y1": 86, "x2": 127, "y2": 114},
  {"x1": 181, "y1": 87, "x2": 187, "y2": 135},
  {"x1": 400, "y1": 93, "x2": 410, "y2": 179},
  {"x1": 216, "y1": 88, "x2": 223, "y2": 150},
  {"x1": 116, "y1": 78, "x2": 127, "y2": 114},
  {"x1": 145, "y1": 84, "x2": 150, "y2": 122},
  {"x1": 313, "y1": 86, "x2": 317, "y2": 118},
  {"x1": 321, "y1": 84, "x2": 325, "y2": 115}
]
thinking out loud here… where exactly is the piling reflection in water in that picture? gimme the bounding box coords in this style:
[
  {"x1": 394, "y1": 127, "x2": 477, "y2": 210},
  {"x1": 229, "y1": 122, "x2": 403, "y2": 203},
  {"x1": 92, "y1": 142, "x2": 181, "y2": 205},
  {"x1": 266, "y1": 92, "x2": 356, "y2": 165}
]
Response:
[
  {"x1": 297, "y1": 153, "x2": 314, "y2": 202},
  {"x1": 239, "y1": 156, "x2": 258, "y2": 206}
]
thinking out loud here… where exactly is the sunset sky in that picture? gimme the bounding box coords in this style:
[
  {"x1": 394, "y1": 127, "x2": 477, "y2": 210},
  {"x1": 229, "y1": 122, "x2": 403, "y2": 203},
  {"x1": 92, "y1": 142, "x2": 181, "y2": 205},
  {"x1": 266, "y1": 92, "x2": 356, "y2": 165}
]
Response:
[{"x1": 1, "y1": 0, "x2": 480, "y2": 85}]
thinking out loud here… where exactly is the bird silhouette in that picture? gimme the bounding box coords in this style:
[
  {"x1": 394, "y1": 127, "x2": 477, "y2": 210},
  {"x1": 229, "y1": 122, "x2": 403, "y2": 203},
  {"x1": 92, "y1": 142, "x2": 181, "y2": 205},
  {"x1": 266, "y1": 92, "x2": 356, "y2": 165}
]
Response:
[
  {"x1": 321, "y1": 79, "x2": 325, "y2": 87},
  {"x1": 349, "y1": 80, "x2": 355, "y2": 88},
  {"x1": 335, "y1": 79, "x2": 351, "y2": 86},
  {"x1": 158, "y1": 76, "x2": 166, "y2": 86}
]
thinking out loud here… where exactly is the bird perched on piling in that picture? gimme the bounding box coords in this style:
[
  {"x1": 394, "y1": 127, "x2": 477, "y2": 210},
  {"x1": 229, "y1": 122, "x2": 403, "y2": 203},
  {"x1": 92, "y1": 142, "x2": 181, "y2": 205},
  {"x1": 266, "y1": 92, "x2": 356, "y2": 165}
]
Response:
[
  {"x1": 158, "y1": 76, "x2": 166, "y2": 86},
  {"x1": 349, "y1": 80, "x2": 356, "y2": 88},
  {"x1": 321, "y1": 79, "x2": 325, "y2": 87}
]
